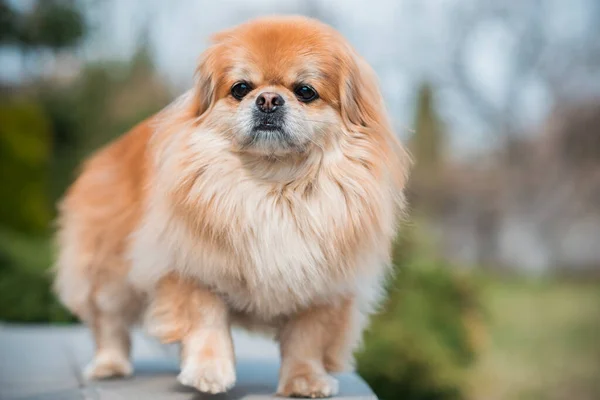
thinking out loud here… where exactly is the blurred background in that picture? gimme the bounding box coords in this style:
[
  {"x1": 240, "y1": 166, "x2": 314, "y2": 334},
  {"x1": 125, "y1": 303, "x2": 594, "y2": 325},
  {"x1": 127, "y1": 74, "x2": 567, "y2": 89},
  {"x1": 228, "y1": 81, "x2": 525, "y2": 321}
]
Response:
[{"x1": 1, "y1": 0, "x2": 599, "y2": 399}]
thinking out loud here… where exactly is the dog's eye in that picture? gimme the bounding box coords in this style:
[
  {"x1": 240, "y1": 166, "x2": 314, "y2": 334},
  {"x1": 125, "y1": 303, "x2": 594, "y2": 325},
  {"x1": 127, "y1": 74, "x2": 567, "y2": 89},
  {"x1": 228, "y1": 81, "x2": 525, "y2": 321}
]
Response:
[
  {"x1": 231, "y1": 82, "x2": 252, "y2": 100},
  {"x1": 294, "y1": 85, "x2": 319, "y2": 103}
]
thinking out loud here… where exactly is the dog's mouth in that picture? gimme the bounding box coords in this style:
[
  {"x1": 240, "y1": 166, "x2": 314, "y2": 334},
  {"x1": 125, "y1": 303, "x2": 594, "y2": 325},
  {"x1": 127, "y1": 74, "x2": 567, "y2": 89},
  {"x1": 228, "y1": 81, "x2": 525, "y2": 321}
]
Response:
[
  {"x1": 249, "y1": 113, "x2": 290, "y2": 142},
  {"x1": 241, "y1": 123, "x2": 300, "y2": 153},
  {"x1": 238, "y1": 111, "x2": 305, "y2": 154},
  {"x1": 252, "y1": 123, "x2": 283, "y2": 133},
  {"x1": 252, "y1": 112, "x2": 285, "y2": 133},
  {"x1": 247, "y1": 125, "x2": 293, "y2": 149}
]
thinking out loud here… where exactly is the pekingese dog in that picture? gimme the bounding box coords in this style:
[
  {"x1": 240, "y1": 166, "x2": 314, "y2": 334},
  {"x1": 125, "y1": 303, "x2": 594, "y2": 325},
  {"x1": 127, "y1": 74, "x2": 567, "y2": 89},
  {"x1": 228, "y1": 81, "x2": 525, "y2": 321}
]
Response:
[{"x1": 54, "y1": 16, "x2": 409, "y2": 398}]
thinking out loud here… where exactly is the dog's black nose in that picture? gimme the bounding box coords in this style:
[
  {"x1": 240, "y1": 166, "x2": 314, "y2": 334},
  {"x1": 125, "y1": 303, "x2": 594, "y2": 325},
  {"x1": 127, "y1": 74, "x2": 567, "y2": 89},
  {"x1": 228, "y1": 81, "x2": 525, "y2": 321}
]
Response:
[{"x1": 255, "y1": 92, "x2": 285, "y2": 113}]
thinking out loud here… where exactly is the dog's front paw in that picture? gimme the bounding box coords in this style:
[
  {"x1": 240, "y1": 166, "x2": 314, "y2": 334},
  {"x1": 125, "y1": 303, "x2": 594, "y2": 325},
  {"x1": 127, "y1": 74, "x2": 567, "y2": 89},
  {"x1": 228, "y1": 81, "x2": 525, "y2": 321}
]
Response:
[
  {"x1": 277, "y1": 373, "x2": 339, "y2": 398},
  {"x1": 178, "y1": 357, "x2": 236, "y2": 394},
  {"x1": 84, "y1": 351, "x2": 133, "y2": 380}
]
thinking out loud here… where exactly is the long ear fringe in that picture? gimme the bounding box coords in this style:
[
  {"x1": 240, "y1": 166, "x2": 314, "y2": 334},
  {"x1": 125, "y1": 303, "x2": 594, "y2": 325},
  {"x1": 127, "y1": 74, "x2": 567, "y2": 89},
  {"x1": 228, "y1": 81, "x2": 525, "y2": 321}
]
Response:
[
  {"x1": 340, "y1": 52, "x2": 412, "y2": 190},
  {"x1": 193, "y1": 47, "x2": 218, "y2": 118}
]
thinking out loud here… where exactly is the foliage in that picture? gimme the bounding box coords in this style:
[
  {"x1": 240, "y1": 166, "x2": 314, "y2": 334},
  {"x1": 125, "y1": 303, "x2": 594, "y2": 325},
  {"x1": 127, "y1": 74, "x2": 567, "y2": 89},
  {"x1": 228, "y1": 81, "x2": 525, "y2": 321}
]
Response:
[
  {"x1": 0, "y1": 228, "x2": 72, "y2": 322},
  {"x1": 0, "y1": 100, "x2": 52, "y2": 234},
  {"x1": 410, "y1": 83, "x2": 445, "y2": 181},
  {"x1": 0, "y1": 0, "x2": 17, "y2": 42},
  {"x1": 0, "y1": 40, "x2": 170, "y2": 323},
  {"x1": 0, "y1": 99, "x2": 69, "y2": 322},
  {"x1": 407, "y1": 83, "x2": 448, "y2": 214},
  {"x1": 356, "y1": 226, "x2": 483, "y2": 400},
  {"x1": 0, "y1": 0, "x2": 85, "y2": 50}
]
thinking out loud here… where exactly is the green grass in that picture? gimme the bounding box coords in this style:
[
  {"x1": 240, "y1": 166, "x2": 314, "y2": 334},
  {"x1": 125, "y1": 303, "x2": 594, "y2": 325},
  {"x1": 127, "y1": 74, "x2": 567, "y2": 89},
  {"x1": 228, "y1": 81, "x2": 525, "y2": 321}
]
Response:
[{"x1": 467, "y1": 278, "x2": 600, "y2": 400}]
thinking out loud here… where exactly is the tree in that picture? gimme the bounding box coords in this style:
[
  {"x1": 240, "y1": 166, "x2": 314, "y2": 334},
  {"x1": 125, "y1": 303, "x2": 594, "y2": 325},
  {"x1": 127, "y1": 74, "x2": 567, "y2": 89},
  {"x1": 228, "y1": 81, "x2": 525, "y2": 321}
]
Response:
[
  {"x1": 408, "y1": 83, "x2": 447, "y2": 214},
  {"x1": 0, "y1": 0, "x2": 85, "y2": 79},
  {"x1": 450, "y1": 0, "x2": 600, "y2": 151},
  {"x1": 411, "y1": 83, "x2": 444, "y2": 183},
  {"x1": 0, "y1": 0, "x2": 85, "y2": 50}
]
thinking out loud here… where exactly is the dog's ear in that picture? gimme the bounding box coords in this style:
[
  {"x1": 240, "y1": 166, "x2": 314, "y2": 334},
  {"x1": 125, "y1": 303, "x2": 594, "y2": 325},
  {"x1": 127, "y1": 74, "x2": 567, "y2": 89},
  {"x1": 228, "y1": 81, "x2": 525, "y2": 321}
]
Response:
[
  {"x1": 339, "y1": 50, "x2": 411, "y2": 188},
  {"x1": 192, "y1": 43, "x2": 221, "y2": 117},
  {"x1": 339, "y1": 52, "x2": 386, "y2": 132}
]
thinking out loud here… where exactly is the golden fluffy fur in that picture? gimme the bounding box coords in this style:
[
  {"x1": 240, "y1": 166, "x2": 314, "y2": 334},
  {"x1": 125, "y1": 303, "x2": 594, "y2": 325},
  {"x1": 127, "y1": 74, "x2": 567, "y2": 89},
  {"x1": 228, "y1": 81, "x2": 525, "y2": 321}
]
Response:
[{"x1": 54, "y1": 16, "x2": 409, "y2": 397}]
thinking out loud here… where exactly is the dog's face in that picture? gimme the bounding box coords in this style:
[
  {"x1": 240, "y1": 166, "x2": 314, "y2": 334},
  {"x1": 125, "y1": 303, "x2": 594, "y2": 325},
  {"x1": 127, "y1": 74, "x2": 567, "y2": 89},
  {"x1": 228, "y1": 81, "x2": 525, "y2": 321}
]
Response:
[{"x1": 192, "y1": 17, "x2": 374, "y2": 156}]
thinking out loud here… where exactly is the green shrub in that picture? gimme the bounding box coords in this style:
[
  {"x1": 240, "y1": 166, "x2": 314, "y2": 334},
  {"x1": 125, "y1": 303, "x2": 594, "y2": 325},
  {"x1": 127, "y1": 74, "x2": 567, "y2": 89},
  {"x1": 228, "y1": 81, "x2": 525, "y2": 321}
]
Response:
[
  {"x1": 0, "y1": 51, "x2": 170, "y2": 324},
  {"x1": 356, "y1": 226, "x2": 483, "y2": 400},
  {"x1": 0, "y1": 228, "x2": 72, "y2": 322},
  {"x1": 0, "y1": 100, "x2": 53, "y2": 235}
]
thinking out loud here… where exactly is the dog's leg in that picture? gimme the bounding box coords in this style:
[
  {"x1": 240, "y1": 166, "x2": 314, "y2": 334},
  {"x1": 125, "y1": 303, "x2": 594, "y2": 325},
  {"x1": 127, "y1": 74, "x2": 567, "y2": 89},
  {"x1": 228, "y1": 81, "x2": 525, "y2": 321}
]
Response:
[
  {"x1": 84, "y1": 282, "x2": 141, "y2": 380},
  {"x1": 146, "y1": 273, "x2": 235, "y2": 394},
  {"x1": 277, "y1": 297, "x2": 362, "y2": 398}
]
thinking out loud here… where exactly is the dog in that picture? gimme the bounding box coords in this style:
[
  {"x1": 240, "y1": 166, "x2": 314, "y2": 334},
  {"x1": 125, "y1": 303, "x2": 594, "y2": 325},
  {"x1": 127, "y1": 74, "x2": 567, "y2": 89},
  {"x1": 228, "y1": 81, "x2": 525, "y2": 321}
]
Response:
[{"x1": 53, "y1": 15, "x2": 409, "y2": 398}]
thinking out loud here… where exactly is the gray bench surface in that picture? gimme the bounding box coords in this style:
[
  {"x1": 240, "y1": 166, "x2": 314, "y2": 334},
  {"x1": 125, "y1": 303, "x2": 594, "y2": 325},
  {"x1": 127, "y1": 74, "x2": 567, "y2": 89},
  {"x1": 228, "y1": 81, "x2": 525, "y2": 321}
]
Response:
[{"x1": 0, "y1": 324, "x2": 376, "y2": 400}]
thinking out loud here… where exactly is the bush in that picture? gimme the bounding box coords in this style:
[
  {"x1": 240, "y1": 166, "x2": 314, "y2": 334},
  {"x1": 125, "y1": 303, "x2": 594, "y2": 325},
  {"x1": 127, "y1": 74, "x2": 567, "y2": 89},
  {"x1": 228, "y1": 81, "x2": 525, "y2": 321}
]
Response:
[
  {"x1": 0, "y1": 228, "x2": 72, "y2": 322},
  {"x1": 0, "y1": 100, "x2": 53, "y2": 235},
  {"x1": 0, "y1": 50, "x2": 170, "y2": 323},
  {"x1": 356, "y1": 226, "x2": 483, "y2": 400}
]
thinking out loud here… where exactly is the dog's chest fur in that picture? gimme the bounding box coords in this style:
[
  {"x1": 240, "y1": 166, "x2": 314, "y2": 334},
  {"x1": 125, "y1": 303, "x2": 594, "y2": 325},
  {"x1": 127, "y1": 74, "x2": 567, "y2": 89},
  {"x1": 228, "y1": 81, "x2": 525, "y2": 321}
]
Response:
[{"x1": 130, "y1": 135, "x2": 396, "y2": 320}]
